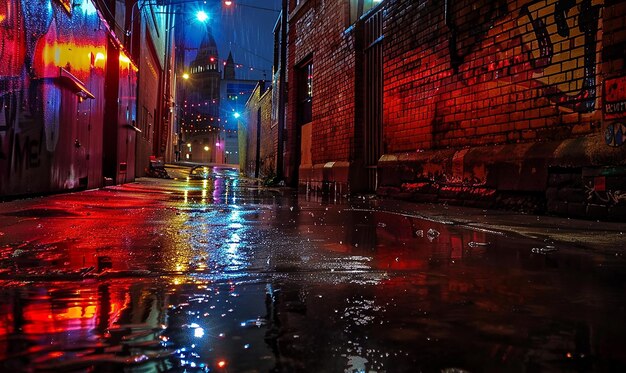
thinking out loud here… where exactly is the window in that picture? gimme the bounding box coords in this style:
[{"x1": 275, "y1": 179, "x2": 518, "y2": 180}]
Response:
[
  {"x1": 296, "y1": 59, "x2": 313, "y2": 125},
  {"x1": 350, "y1": 0, "x2": 383, "y2": 23}
]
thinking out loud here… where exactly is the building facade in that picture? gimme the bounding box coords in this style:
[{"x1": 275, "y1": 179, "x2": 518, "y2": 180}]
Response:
[
  {"x1": 178, "y1": 30, "x2": 257, "y2": 165},
  {"x1": 0, "y1": 0, "x2": 170, "y2": 197},
  {"x1": 275, "y1": 0, "x2": 626, "y2": 219},
  {"x1": 241, "y1": 81, "x2": 276, "y2": 179},
  {"x1": 221, "y1": 56, "x2": 259, "y2": 165}
]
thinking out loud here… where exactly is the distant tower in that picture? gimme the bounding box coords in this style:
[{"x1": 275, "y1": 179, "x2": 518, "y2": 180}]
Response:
[
  {"x1": 190, "y1": 28, "x2": 220, "y2": 120},
  {"x1": 224, "y1": 51, "x2": 236, "y2": 80}
]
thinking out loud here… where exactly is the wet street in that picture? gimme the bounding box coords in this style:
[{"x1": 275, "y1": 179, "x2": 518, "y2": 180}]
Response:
[{"x1": 1, "y1": 166, "x2": 626, "y2": 372}]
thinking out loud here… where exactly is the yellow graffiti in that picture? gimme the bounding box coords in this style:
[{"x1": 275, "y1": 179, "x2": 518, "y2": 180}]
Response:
[{"x1": 518, "y1": 0, "x2": 603, "y2": 102}]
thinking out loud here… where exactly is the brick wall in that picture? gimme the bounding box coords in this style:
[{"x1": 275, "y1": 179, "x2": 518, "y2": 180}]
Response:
[
  {"x1": 603, "y1": 0, "x2": 626, "y2": 78},
  {"x1": 384, "y1": 0, "x2": 605, "y2": 153},
  {"x1": 242, "y1": 82, "x2": 276, "y2": 179},
  {"x1": 259, "y1": 89, "x2": 276, "y2": 178},
  {"x1": 243, "y1": 83, "x2": 262, "y2": 177},
  {"x1": 377, "y1": 0, "x2": 626, "y2": 219},
  {"x1": 286, "y1": 0, "x2": 357, "y2": 185},
  {"x1": 284, "y1": 0, "x2": 626, "y2": 218}
]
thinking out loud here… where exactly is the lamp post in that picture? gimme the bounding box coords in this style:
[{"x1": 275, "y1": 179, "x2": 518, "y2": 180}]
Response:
[
  {"x1": 276, "y1": 0, "x2": 287, "y2": 182},
  {"x1": 175, "y1": 72, "x2": 190, "y2": 162},
  {"x1": 168, "y1": 9, "x2": 209, "y2": 162},
  {"x1": 215, "y1": 140, "x2": 222, "y2": 164}
]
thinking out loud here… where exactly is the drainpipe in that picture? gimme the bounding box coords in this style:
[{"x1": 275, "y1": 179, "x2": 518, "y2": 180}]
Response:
[
  {"x1": 157, "y1": 4, "x2": 175, "y2": 160},
  {"x1": 276, "y1": 0, "x2": 287, "y2": 181}
]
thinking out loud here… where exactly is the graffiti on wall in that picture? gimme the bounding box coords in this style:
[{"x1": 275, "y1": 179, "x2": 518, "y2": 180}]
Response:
[
  {"x1": 445, "y1": 0, "x2": 509, "y2": 73},
  {"x1": 56, "y1": 0, "x2": 72, "y2": 14},
  {"x1": 447, "y1": 0, "x2": 602, "y2": 114},
  {"x1": 603, "y1": 75, "x2": 626, "y2": 147},
  {"x1": 519, "y1": 0, "x2": 601, "y2": 113},
  {"x1": 585, "y1": 178, "x2": 626, "y2": 205},
  {"x1": 1, "y1": 0, "x2": 107, "y2": 195}
]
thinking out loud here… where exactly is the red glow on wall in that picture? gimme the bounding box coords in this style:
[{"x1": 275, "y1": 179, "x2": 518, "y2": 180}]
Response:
[{"x1": 0, "y1": 0, "x2": 26, "y2": 77}]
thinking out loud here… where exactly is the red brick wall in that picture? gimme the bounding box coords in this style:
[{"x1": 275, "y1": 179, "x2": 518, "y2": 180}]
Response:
[
  {"x1": 384, "y1": 0, "x2": 605, "y2": 153},
  {"x1": 243, "y1": 84, "x2": 262, "y2": 176},
  {"x1": 243, "y1": 83, "x2": 276, "y2": 179},
  {"x1": 259, "y1": 89, "x2": 276, "y2": 177},
  {"x1": 603, "y1": 0, "x2": 626, "y2": 78},
  {"x1": 286, "y1": 0, "x2": 356, "y2": 182},
  {"x1": 601, "y1": 1, "x2": 626, "y2": 150}
]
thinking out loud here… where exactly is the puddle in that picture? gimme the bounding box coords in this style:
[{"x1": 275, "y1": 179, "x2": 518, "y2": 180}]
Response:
[{"x1": 1, "y1": 169, "x2": 626, "y2": 371}]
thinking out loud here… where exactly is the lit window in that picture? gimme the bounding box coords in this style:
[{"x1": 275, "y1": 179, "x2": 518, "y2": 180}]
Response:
[{"x1": 350, "y1": 0, "x2": 383, "y2": 23}]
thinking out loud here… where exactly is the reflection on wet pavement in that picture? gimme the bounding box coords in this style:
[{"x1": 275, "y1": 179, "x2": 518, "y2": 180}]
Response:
[{"x1": 1, "y1": 166, "x2": 625, "y2": 372}]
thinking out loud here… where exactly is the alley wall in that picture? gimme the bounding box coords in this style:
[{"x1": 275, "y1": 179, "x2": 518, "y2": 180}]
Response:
[{"x1": 285, "y1": 0, "x2": 626, "y2": 219}]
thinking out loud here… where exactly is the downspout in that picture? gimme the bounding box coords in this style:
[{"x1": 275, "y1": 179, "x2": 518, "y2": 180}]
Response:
[
  {"x1": 156, "y1": 4, "x2": 174, "y2": 159},
  {"x1": 276, "y1": 0, "x2": 288, "y2": 181}
]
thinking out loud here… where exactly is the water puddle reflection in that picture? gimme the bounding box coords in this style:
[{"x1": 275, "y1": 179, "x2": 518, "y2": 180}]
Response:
[{"x1": 1, "y1": 168, "x2": 625, "y2": 371}]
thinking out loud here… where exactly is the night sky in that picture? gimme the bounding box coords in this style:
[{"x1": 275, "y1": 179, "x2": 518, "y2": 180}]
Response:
[{"x1": 181, "y1": 0, "x2": 282, "y2": 81}]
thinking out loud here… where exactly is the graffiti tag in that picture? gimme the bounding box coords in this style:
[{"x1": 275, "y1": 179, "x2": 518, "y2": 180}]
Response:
[
  {"x1": 605, "y1": 123, "x2": 625, "y2": 147},
  {"x1": 447, "y1": 0, "x2": 602, "y2": 114},
  {"x1": 604, "y1": 76, "x2": 626, "y2": 119},
  {"x1": 603, "y1": 76, "x2": 626, "y2": 146},
  {"x1": 55, "y1": 0, "x2": 72, "y2": 14},
  {"x1": 0, "y1": 114, "x2": 44, "y2": 174},
  {"x1": 519, "y1": 0, "x2": 602, "y2": 113},
  {"x1": 585, "y1": 183, "x2": 626, "y2": 205},
  {"x1": 13, "y1": 130, "x2": 43, "y2": 169},
  {"x1": 445, "y1": 0, "x2": 508, "y2": 72}
]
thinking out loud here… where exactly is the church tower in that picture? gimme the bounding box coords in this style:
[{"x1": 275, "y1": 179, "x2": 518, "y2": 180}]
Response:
[
  {"x1": 189, "y1": 28, "x2": 220, "y2": 120},
  {"x1": 224, "y1": 51, "x2": 236, "y2": 80}
]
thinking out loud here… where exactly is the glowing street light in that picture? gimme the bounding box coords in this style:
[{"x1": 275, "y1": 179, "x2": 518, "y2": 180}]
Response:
[
  {"x1": 196, "y1": 10, "x2": 209, "y2": 22},
  {"x1": 224, "y1": 0, "x2": 233, "y2": 6},
  {"x1": 182, "y1": 73, "x2": 190, "y2": 80},
  {"x1": 204, "y1": 145, "x2": 211, "y2": 164}
]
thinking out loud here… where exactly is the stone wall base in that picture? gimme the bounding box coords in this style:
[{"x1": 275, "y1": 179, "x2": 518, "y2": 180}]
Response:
[
  {"x1": 377, "y1": 134, "x2": 626, "y2": 221},
  {"x1": 299, "y1": 161, "x2": 351, "y2": 196}
]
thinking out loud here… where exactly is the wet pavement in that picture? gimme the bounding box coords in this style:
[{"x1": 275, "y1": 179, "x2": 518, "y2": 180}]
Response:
[{"x1": 1, "y1": 165, "x2": 626, "y2": 372}]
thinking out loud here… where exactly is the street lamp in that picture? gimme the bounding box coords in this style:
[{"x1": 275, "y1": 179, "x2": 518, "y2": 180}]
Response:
[
  {"x1": 170, "y1": 5, "x2": 209, "y2": 162},
  {"x1": 127, "y1": 2, "x2": 211, "y2": 49},
  {"x1": 196, "y1": 10, "x2": 209, "y2": 22},
  {"x1": 222, "y1": 1, "x2": 279, "y2": 13},
  {"x1": 204, "y1": 145, "x2": 210, "y2": 164},
  {"x1": 175, "y1": 71, "x2": 191, "y2": 161}
]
